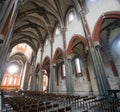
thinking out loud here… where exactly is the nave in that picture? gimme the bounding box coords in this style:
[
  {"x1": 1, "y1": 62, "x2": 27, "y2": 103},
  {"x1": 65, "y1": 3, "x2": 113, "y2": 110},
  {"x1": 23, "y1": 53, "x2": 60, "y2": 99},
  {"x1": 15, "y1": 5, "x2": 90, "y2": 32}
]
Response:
[{"x1": 0, "y1": 0, "x2": 120, "y2": 112}]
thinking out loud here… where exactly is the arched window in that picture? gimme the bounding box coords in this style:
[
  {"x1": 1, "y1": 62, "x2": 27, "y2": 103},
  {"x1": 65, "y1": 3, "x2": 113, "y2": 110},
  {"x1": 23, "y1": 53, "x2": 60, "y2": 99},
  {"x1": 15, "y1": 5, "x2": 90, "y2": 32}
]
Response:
[
  {"x1": 14, "y1": 77, "x2": 17, "y2": 85},
  {"x1": 28, "y1": 75, "x2": 32, "y2": 90},
  {"x1": 74, "y1": 58, "x2": 82, "y2": 77},
  {"x1": 62, "y1": 63, "x2": 66, "y2": 78},
  {"x1": 9, "y1": 77, "x2": 12, "y2": 85},
  {"x1": 67, "y1": 11, "x2": 75, "y2": 24},
  {"x1": 4, "y1": 77, "x2": 7, "y2": 85},
  {"x1": 43, "y1": 73, "x2": 48, "y2": 91},
  {"x1": 45, "y1": 38, "x2": 49, "y2": 46},
  {"x1": 55, "y1": 26, "x2": 60, "y2": 36}
]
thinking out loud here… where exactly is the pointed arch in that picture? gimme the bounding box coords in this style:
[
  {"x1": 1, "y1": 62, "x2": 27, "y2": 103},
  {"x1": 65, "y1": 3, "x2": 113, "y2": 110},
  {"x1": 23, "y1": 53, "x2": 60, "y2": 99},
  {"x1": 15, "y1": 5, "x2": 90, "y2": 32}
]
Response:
[
  {"x1": 42, "y1": 56, "x2": 50, "y2": 72},
  {"x1": 35, "y1": 63, "x2": 40, "y2": 74},
  {"x1": 52, "y1": 47, "x2": 64, "y2": 64},
  {"x1": 92, "y1": 11, "x2": 120, "y2": 42},
  {"x1": 67, "y1": 34, "x2": 87, "y2": 55}
]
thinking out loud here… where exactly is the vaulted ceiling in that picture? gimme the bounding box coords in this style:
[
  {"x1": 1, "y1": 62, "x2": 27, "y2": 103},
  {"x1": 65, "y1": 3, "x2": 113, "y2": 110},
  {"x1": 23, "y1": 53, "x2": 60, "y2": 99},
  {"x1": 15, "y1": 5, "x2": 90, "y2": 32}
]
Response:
[{"x1": 12, "y1": 0, "x2": 81, "y2": 54}]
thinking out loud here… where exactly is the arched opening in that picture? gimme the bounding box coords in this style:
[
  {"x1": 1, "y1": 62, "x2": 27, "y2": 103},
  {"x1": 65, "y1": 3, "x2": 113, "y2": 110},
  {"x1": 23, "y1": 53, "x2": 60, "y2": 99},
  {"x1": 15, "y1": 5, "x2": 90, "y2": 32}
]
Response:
[
  {"x1": 1, "y1": 61, "x2": 21, "y2": 90},
  {"x1": 67, "y1": 35, "x2": 92, "y2": 95},
  {"x1": 53, "y1": 48, "x2": 64, "y2": 93},
  {"x1": 42, "y1": 56, "x2": 50, "y2": 92},
  {"x1": 43, "y1": 70, "x2": 48, "y2": 92}
]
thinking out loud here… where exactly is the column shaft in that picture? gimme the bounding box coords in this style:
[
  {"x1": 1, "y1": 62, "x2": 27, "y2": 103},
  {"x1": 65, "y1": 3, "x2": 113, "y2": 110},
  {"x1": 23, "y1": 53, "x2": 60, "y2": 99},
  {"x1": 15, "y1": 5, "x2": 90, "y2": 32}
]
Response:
[
  {"x1": 30, "y1": 55, "x2": 37, "y2": 91},
  {"x1": 38, "y1": 70, "x2": 43, "y2": 91},
  {"x1": 65, "y1": 58, "x2": 74, "y2": 95},
  {"x1": 0, "y1": 0, "x2": 19, "y2": 84}
]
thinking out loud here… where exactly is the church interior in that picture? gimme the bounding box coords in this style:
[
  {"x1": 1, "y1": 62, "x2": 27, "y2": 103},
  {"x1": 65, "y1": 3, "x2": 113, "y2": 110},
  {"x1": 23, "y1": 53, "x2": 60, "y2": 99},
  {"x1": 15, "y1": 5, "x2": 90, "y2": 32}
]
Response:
[{"x1": 0, "y1": 0, "x2": 120, "y2": 111}]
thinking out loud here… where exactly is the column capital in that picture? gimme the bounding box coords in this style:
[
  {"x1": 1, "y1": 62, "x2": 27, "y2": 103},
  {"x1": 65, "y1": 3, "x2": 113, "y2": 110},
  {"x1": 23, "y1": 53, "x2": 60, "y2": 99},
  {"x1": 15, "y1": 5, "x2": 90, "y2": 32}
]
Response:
[
  {"x1": 60, "y1": 27, "x2": 67, "y2": 34},
  {"x1": 67, "y1": 55, "x2": 72, "y2": 60},
  {"x1": 79, "y1": 10, "x2": 86, "y2": 15},
  {"x1": 47, "y1": 25, "x2": 53, "y2": 35},
  {"x1": 93, "y1": 41, "x2": 100, "y2": 46},
  {"x1": 41, "y1": 69, "x2": 45, "y2": 73},
  {"x1": 94, "y1": 41, "x2": 103, "y2": 50},
  {"x1": 50, "y1": 38, "x2": 54, "y2": 43},
  {"x1": 40, "y1": 48, "x2": 44, "y2": 52},
  {"x1": 52, "y1": 63, "x2": 56, "y2": 67}
]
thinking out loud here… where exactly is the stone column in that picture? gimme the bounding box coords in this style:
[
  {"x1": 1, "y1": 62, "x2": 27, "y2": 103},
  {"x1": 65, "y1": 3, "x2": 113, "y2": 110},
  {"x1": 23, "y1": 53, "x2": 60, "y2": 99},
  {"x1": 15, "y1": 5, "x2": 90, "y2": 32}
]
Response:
[
  {"x1": 0, "y1": 0, "x2": 9, "y2": 23},
  {"x1": 30, "y1": 54, "x2": 37, "y2": 91},
  {"x1": 0, "y1": 0, "x2": 15, "y2": 32},
  {"x1": 0, "y1": 0, "x2": 19, "y2": 84},
  {"x1": 38, "y1": 70, "x2": 44, "y2": 91},
  {"x1": 52, "y1": 64, "x2": 57, "y2": 93},
  {"x1": 0, "y1": 0, "x2": 9, "y2": 41},
  {"x1": 49, "y1": 36, "x2": 54, "y2": 93},
  {"x1": 78, "y1": 9, "x2": 108, "y2": 95},
  {"x1": 49, "y1": 65, "x2": 53, "y2": 93},
  {"x1": 35, "y1": 74, "x2": 39, "y2": 91},
  {"x1": 38, "y1": 47, "x2": 44, "y2": 91},
  {"x1": 95, "y1": 45, "x2": 110, "y2": 93},
  {"x1": 65, "y1": 56, "x2": 74, "y2": 95},
  {"x1": 61, "y1": 27, "x2": 74, "y2": 95},
  {"x1": 20, "y1": 61, "x2": 28, "y2": 90}
]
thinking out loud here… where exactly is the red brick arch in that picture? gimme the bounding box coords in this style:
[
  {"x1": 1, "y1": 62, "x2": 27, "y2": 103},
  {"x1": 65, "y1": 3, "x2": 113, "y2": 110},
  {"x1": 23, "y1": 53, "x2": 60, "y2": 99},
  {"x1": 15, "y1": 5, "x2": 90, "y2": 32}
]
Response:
[
  {"x1": 52, "y1": 47, "x2": 64, "y2": 64},
  {"x1": 42, "y1": 56, "x2": 50, "y2": 69},
  {"x1": 67, "y1": 34, "x2": 88, "y2": 55},
  {"x1": 92, "y1": 11, "x2": 120, "y2": 42}
]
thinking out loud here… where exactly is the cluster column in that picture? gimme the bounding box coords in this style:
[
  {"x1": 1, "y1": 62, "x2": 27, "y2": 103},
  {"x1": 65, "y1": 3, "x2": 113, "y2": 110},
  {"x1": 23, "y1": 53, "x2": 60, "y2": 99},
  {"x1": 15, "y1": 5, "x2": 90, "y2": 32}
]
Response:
[
  {"x1": 78, "y1": 7, "x2": 110, "y2": 95},
  {"x1": 0, "y1": 0, "x2": 19, "y2": 84},
  {"x1": 61, "y1": 26, "x2": 74, "y2": 95},
  {"x1": 30, "y1": 54, "x2": 37, "y2": 91},
  {"x1": 65, "y1": 56, "x2": 74, "y2": 95},
  {"x1": 38, "y1": 70, "x2": 44, "y2": 91}
]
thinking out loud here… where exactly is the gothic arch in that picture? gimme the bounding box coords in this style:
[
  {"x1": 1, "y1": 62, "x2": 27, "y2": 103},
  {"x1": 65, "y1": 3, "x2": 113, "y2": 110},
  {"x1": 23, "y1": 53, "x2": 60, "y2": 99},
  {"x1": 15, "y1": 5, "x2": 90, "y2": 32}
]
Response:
[
  {"x1": 35, "y1": 63, "x2": 40, "y2": 74},
  {"x1": 52, "y1": 48, "x2": 64, "y2": 64},
  {"x1": 67, "y1": 34, "x2": 88, "y2": 55},
  {"x1": 42, "y1": 56, "x2": 50, "y2": 74},
  {"x1": 92, "y1": 11, "x2": 120, "y2": 42}
]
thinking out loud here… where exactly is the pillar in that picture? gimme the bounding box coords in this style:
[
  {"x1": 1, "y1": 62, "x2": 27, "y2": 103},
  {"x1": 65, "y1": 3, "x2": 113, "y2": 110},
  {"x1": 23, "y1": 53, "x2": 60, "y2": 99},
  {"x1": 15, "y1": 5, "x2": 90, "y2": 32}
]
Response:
[
  {"x1": 95, "y1": 45, "x2": 110, "y2": 91},
  {"x1": 38, "y1": 70, "x2": 44, "y2": 91},
  {"x1": 65, "y1": 56, "x2": 74, "y2": 95},
  {"x1": 38, "y1": 47, "x2": 44, "y2": 91},
  {"x1": 30, "y1": 54, "x2": 37, "y2": 91},
  {"x1": 48, "y1": 25, "x2": 54, "y2": 93},
  {"x1": 49, "y1": 64, "x2": 53, "y2": 93},
  {"x1": 52, "y1": 64, "x2": 57, "y2": 93},
  {"x1": 0, "y1": 0, "x2": 15, "y2": 32},
  {"x1": 61, "y1": 27, "x2": 74, "y2": 95},
  {"x1": 20, "y1": 61, "x2": 28, "y2": 90},
  {"x1": 0, "y1": 0, "x2": 19, "y2": 84},
  {"x1": 0, "y1": 0, "x2": 9, "y2": 23}
]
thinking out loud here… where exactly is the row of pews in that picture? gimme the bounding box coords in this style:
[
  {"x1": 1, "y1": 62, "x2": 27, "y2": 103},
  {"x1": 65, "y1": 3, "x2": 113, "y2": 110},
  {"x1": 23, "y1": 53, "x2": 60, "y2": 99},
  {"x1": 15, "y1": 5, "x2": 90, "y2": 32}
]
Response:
[{"x1": 2, "y1": 90, "x2": 120, "y2": 112}]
